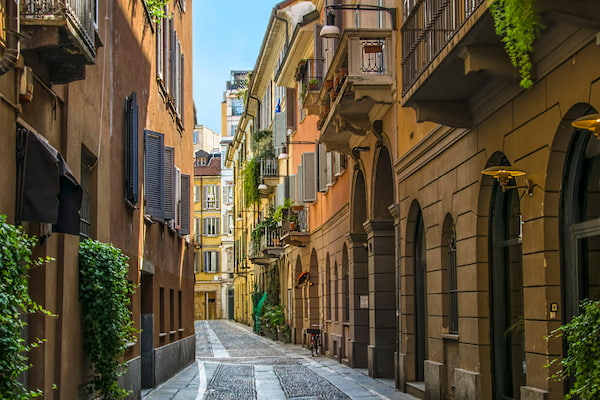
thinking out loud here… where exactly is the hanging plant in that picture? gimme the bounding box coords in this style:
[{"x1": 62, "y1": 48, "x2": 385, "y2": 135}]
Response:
[
  {"x1": 79, "y1": 239, "x2": 137, "y2": 400},
  {"x1": 490, "y1": 0, "x2": 544, "y2": 89},
  {"x1": 145, "y1": 0, "x2": 170, "y2": 22},
  {"x1": 546, "y1": 299, "x2": 600, "y2": 400},
  {"x1": 0, "y1": 215, "x2": 54, "y2": 399},
  {"x1": 242, "y1": 158, "x2": 260, "y2": 206}
]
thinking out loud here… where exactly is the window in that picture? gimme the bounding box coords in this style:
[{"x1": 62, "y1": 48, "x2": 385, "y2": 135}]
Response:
[
  {"x1": 144, "y1": 130, "x2": 190, "y2": 233},
  {"x1": 194, "y1": 217, "x2": 201, "y2": 236},
  {"x1": 80, "y1": 150, "x2": 95, "y2": 238},
  {"x1": 230, "y1": 124, "x2": 238, "y2": 136},
  {"x1": 203, "y1": 185, "x2": 220, "y2": 209},
  {"x1": 193, "y1": 130, "x2": 199, "y2": 144},
  {"x1": 443, "y1": 215, "x2": 458, "y2": 334},
  {"x1": 223, "y1": 184, "x2": 234, "y2": 204},
  {"x1": 203, "y1": 217, "x2": 220, "y2": 236},
  {"x1": 194, "y1": 185, "x2": 201, "y2": 202},
  {"x1": 194, "y1": 252, "x2": 202, "y2": 273},
  {"x1": 125, "y1": 92, "x2": 139, "y2": 207},
  {"x1": 231, "y1": 99, "x2": 243, "y2": 116},
  {"x1": 204, "y1": 251, "x2": 219, "y2": 273},
  {"x1": 156, "y1": 8, "x2": 184, "y2": 119},
  {"x1": 301, "y1": 152, "x2": 316, "y2": 202}
]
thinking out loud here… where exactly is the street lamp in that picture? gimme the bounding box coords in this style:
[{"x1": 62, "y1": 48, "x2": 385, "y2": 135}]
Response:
[
  {"x1": 278, "y1": 141, "x2": 317, "y2": 160},
  {"x1": 319, "y1": 4, "x2": 398, "y2": 39}
]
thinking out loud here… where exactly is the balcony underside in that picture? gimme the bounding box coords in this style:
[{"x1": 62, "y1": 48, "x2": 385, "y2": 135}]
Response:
[
  {"x1": 319, "y1": 78, "x2": 393, "y2": 154},
  {"x1": 21, "y1": 18, "x2": 96, "y2": 84},
  {"x1": 402, "y1": 4, "x2": 600, "y2": 128},
  {"x1": 281, "y1": 231, "x2": 309, "y2": 247},
  {"x1": 250, "y1": 247, "x2": 284, "y2": 265}
]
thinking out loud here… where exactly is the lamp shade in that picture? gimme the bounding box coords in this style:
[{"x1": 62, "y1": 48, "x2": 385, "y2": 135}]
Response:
[
  {"x1": 258, "y1": 182, "x2": 268, "y2": 190},
  {"x1": 572, "y1": 113, "x2": 600, "y2": 135},
  {"x1": 320, "y1": 24, "x2": 341, "y2": 38},
  {"x1": 481, "y1": 166, "x2": 526, "y2": 186}
]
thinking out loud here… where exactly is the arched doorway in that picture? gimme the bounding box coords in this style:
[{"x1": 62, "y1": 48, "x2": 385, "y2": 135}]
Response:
[
  {"x1": 366, "y1": 146, "x2": 396, "y2": 378},
  {"x1": 488, "y1": 156, "x2": 525, "y2": 400},
  {"x1": 227, "y1": 286, "x2": 234, "y2": 320}
]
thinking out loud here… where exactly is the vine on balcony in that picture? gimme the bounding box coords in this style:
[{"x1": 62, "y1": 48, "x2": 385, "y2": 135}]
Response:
[
  {"x1": 490, "y1": 0, "x2": 544, "y2": 89},
  {"x1": 242, "y1": 158, "x2": 260, "y2": 206}
]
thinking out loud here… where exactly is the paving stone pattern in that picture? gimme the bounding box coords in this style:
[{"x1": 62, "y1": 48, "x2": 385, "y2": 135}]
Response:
[
  {"x1": 144, "y1": 320, "x2": 417, "y2": 400},
  {"x1": 204, "y1": 364, "x2": 256, "y2": 400},
  {"x1": 274, "y1": 365, "x2": 351, "y2": 400}
]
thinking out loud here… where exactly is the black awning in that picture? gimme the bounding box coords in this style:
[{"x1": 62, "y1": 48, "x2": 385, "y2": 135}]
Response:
[{"x1": 16, "y1": 125, "x2": 82, "y2": 235}]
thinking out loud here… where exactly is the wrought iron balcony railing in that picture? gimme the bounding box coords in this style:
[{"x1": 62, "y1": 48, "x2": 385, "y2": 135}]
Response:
[
  {"x1": 258, "y1": 158, "x2": 279, "y2": 178},
  {"x1": 401, "y1": 0, "x2": 485, "y2": 96},
  {"x1": 281, "y1": 208, "x2": 307, "y2": 236},
  {"x1": 249, "y1": 225, "x2": 283, "y2": 263}
]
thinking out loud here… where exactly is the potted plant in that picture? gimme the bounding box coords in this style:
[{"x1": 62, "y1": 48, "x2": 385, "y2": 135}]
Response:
[{"x1": 308, "y1": 78, "x2": 320, "y2": 90}]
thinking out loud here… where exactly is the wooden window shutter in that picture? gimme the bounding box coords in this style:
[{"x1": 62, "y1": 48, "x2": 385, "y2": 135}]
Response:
[
  {"x1": 318, "y1": 144, "x2": 328, "y2": 192},
  {"x1": 144, "y1": 130, "x2": 164, "y2": 219},
  {"x1": 314, "y1": 24, "x2": 323, "y2": 79},
  {"x1": 179, "y1": 174, "x2": 191, "y2": 235},
  {"x1": 156, "y1": 21, "x2": 163, "y2": 80},
  {"x1": 327, "y1": 152, "x2": 334, "y2": 186},
  {"x1": 302, "y1": 152, "x2": 316, "y2": 203},
  {"x1": 125, "y1": 92, "x2": 139, "y2": 206},
  {"x1": 286, "y1": 88, "x2": 296, "y2": 129},
  {"x1": 162, "y1": 9, "x2": 170, "y2": 90},
  {"x1": 288, "y1": 175, "x2": 297, "y2": 204},
  {"x1": 273, "y1": 112, "x2": 286, "y2": 153},
  {"x1": 163, "y1": 146, "x2": 175, "y2": 220},
  {"x1": 297, "y1": 166, "x2": 304, "y2": 204}
]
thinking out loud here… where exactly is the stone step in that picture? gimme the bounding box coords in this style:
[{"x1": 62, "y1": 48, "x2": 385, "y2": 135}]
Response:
[{"x1": 405, "y1": 381, "x2": 425, "y2": 400}]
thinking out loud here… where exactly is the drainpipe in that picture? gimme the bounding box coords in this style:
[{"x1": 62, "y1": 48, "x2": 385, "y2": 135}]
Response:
[{"x1": 0, "y1": 0, "x2": 20, "y2": 75}]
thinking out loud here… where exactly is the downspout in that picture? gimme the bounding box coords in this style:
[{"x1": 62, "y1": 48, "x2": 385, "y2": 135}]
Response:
[{"x1": 0, "y1": 0, "x2": 20, "y2": 75}]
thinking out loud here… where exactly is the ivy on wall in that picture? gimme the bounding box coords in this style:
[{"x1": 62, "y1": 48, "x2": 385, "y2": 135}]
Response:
[
  {"x1": 547, "y1": 299, "x2": 600, "y2": 400},
  {"x1": 490, "y1": 0, "x2": 544, "y2": 88},
  {"x1": 79, "y1": 239, "x2": 137, "y2": 400},
  {"x1": 0, "y1": 215, "x2": 54, "y2": 399},
  {"x1": 242, "y1": 158, "x2": 260, "y2": 206},
  {"x1": 145, "y1": 0, "x2": 169, "y2": 22}
]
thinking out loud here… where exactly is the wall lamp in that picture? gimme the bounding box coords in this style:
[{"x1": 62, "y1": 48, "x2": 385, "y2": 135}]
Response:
[
  {"x1": 320, "y1": 4, "x2": 397, "y2": 38},
  {"x1": 571, "y1": 113, "x2": 600, "y2": 139},
  {"x1": 278, "y1": 141, "x2": 317, "y2": 160},
  {"x1": 481, "y1": 166, "x2": 534, "y2": 196},
  {"x1": 257, "y1": 179, "x2": 268, "y2": 190}
]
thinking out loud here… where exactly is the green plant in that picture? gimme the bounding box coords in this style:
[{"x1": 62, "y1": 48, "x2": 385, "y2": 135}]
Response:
[
  {"x1": 145, "y1": 0, "x2": 169, "y2": 22},
  {"x1": 79, "y1": 239, "x2": 137, "y2": 400},
  {"x1": 272, "y1": 199, "x2": 295, "y2": 223},
  {"x1": 242, "y1": 158, "x2": 260, "y2": 206},
  {"x1": 547, "y1": 299, "x2": 600, "y2": 400},
  {"x1": 308, "y1": 78, "x2": 320, "y2": 86},
  {"x1": 260, "y1": 304, "x2": 285, "y2": 339},
  {"x1": 490, "y1": 0, "x2": 544, "y2": 89},
  {"x1": 250, "y1": 130, "x2": 275, "y2": 159},
  {"x1": 251, "y1": 213, "x2": 277, "y2": 247},
  {"x1": 0, "y1": 215, "x2": 54, "y2": 399}
]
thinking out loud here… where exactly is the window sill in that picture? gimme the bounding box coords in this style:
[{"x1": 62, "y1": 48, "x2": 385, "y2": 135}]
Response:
[{"x1": 442, "y1": 333, "x2": 459, "y2": 341}]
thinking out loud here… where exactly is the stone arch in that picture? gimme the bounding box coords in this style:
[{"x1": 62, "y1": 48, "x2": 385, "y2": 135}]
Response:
[
  {"x1": 293, "y1": 255, "x2": 304, "y2": 343},
  {"x1": 352, "y1": 169, "x2": 368, "y2": 233},
  {"x1": 309, "y1": 249, "x2": 320, "y2": 328}
]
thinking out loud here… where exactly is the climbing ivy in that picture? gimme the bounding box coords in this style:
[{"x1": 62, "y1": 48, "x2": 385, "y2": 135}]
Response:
[
  {"x1": 79, "y1": 239, "x2": 137, "y2": 400},
  {"x1": 490, "y1": 0, "x2": 544, "y2": 89},
  {"x1": 242, "y1": 158, "x2": 260, "y2": 207},
  {"x1": 547, "y1": 299, "x2": 600, "y2": 400},
  {"x1": 0, "y1": 215, "x2": 53, "y2": 399}
]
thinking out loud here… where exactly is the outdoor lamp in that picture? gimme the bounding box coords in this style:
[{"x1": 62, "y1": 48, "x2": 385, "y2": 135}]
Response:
[
  {"x1": 481, "y1": 166, "x2": 534, "y2": 196},
  {"x1": 258, "y1": 180, "x2": 268, "y2": 191},
  {"x1": 278, "y1": 141, "x2": 317, "y2": 160},
  {"x1": 319, "y1": 4, "x2": 397, "y2": 38},
  {"x1": 571, "y1": 113, "x2": 600, "y2": 138}
]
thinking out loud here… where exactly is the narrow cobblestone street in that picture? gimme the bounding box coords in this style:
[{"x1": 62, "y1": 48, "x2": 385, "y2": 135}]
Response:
[{"x1": 143, "y1": 320, "x2": 416, "y2": 400}]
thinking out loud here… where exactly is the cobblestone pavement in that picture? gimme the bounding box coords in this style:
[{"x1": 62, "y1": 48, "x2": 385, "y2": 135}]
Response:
[{"x1": 143, "y1": 320, "x2": 417, "y2": 400}]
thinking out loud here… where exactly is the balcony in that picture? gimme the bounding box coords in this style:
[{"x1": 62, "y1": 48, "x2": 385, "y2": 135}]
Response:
[
  {"x1": 298, "y1": 58, "x2": 325, "y2": 115},
  {"x1": 258, "y1": 158, "x2": 279, "y2": 192},
  {"x1": 401, "y1": 0, "x2": 600, "y2": 128},
  {"x1": 249, "y1": 225, "x2": 283, "y2": 265},
  {"x1": 281, "y1": 207, "x2": 309, "y2": 247},
  {"x1": 318, "y1": 29, "x2": 394, "y2": 154},
  {"x1": 20, "y1": 0, "x2": 98, "y2": 84}
]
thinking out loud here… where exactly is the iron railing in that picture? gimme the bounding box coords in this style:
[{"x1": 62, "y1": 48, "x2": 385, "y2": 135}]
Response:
[
  {"x1": 281, "y1": 208, "x2": 308, "y2": 236},
  {"x1": 21, "y1": 0, "x2": 96, "y2": 56},
  {"x1": 249, "y1": 225, "x2": 282, "y2": 258},
  {"x1": 258, "y1": 158, "x2": 278, "y2": 178},
  {"x1": 401, "y1": 0, "x2": 485, "y2": 95}
]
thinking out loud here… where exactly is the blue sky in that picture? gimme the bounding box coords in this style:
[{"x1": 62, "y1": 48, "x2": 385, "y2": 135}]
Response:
[{"x1": 193, "y1": 0, "x2": 277, "y2": 133}]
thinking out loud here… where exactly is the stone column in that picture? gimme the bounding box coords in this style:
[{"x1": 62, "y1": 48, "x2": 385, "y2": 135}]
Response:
[
  {"x1": 364, "y1": 220, "x2": 396, "y2": 378},
  {"x1": 346, "y1": 232, "x2": 369, "y2": 368}
]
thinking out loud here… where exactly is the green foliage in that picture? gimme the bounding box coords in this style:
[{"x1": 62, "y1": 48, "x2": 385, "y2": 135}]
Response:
[
  {"x1": 79, "y1": 239, "x2": 137, "y2": 400},
  {"x1": 252, "y1": 290, "x2": 267, "y2": 334},
  {"x1": 242, "y1": 158, "x2": 260, "y2": 206},
  {"x1": 250, "y1": 130, "x2": 275, "y2": 159},
  {"x1": 0, "y1": 215, "x2": 53, "y2": 399},
  {"x1": 145, "y1": 0, "x2": 169, "y2": 22},
  {"x1": 251, "y1": 212, "x2": 277, "y2": 248},
  {"x1": 490, "y1": 0, "x2": 544, "y2": 89},
  {"x1": 260, "y1": 304, "x2": 285, "y2": 339},
  {"x1": 273, "y1": 199, "x2": 295, "y2": 223},
  {"x1": 547, "y1": 299, "x2": 600, "y2": 400}
]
